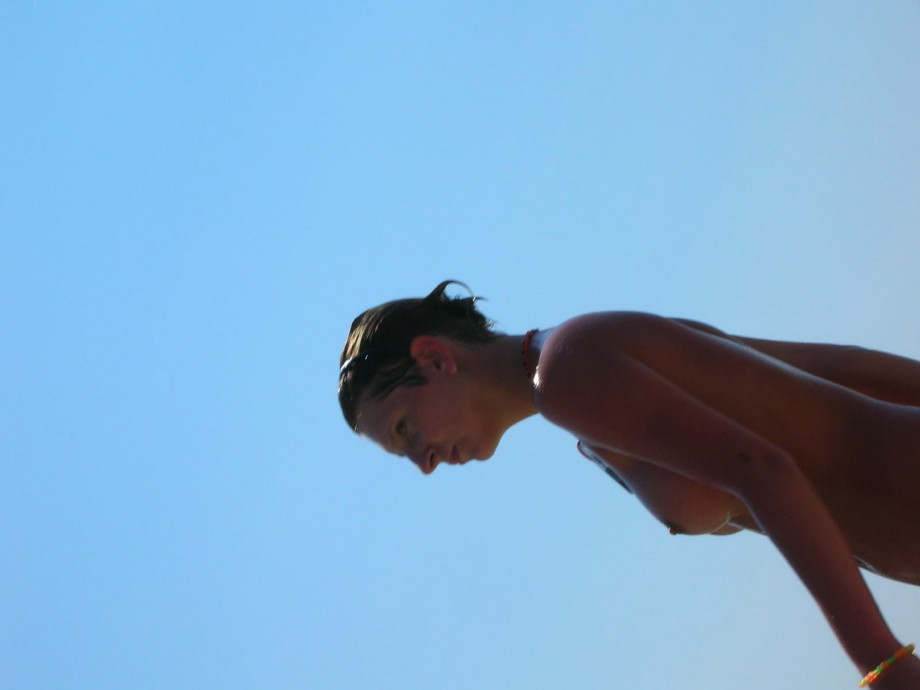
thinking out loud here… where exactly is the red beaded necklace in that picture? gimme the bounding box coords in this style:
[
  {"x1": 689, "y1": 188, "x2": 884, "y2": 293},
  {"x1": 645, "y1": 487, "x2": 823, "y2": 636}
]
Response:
[{"x1": 520, "y1": 329, "x2": 539, "y2": 380}]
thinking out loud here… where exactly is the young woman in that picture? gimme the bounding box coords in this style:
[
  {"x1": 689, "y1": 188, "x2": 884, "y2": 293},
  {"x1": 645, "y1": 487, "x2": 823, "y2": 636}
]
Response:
[{"x1": 338, "y1": 280, "x2": 920, "y2": 689}]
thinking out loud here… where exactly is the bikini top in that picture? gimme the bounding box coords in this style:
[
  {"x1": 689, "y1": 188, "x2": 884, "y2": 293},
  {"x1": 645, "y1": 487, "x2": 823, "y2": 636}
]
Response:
[{"x1": 577, "y1": 441, "x2": 633, "y2": 494}]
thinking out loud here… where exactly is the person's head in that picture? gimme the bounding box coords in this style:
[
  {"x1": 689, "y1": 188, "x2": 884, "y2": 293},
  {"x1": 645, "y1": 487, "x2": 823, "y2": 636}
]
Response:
[{"x1": 338, "y1": 280, "x2": 500, "y2": 435}]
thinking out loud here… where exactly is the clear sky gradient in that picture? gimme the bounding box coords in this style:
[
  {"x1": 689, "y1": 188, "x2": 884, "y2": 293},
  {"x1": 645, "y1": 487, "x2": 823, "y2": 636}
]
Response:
[{"x1": 3, "y1": 3, "x2": 919, "y2": 689}]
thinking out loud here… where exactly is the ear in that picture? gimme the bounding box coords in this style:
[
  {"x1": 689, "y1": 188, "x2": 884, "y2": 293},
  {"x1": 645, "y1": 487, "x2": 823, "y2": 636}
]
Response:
[{"x1": 409, "y1": 335, "x2": 458, "y2": 374}]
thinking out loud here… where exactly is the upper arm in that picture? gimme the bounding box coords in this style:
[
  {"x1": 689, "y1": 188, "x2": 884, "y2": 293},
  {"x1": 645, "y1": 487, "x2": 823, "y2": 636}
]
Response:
[{"x1": 534, "y1": 313, "x2": 794, "y2": 496}]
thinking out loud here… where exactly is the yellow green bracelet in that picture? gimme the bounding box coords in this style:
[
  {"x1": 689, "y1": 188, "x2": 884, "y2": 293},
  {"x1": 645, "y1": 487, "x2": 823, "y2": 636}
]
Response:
[{"x1": 858, "y1": 643, "x2": 916, "y2": 687}]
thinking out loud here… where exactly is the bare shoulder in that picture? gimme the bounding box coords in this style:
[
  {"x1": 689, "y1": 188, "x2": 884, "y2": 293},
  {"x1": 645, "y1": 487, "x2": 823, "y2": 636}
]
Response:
[
  {"x1": 537, "y1": 310, "x2": 714, "y2": 376},
  {"x1": 540, "y1": 310, "x2": 673, "y2": 357},
  {"x1": 534, "y1": 311, "x2": 674, "y2": 416}
]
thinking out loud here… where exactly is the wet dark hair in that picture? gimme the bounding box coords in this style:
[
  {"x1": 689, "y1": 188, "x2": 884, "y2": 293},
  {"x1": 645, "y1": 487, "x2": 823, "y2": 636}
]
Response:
[{"x1": 338, "y1": 280, "x2": 500, "y2": 432}]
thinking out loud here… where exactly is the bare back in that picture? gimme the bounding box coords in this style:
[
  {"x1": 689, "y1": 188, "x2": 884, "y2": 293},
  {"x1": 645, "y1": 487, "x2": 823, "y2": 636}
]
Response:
[{"x1": 678, "y1": 318, "x2": 920, "y2": 408}]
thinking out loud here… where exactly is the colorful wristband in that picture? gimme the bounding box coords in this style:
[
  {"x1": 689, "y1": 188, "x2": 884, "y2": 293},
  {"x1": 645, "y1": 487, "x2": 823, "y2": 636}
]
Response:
[{"x1": 858, "y1": 643, "x2": 916, "y2": 687}]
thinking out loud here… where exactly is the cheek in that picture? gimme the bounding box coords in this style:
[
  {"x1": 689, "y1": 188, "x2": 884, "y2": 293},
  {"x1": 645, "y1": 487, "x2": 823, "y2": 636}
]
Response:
[
  {"x1": 419, "y1": 410, "x2": 465, "y2": 445},
  {"x1": 418, "y1": 385, "x2": 477, "y2": 436}
]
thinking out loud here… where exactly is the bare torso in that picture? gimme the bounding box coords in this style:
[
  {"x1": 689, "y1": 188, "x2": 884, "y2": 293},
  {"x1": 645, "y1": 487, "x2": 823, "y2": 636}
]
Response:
[{"x1": 542, "y1": 315, "x2": 920, "y2": 584}]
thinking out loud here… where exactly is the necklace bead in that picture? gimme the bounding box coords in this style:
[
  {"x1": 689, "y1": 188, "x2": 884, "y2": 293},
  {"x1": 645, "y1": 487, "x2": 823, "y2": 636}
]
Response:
[{"x1": 521, "y1": 329, "x2": 539, "y2": 380}]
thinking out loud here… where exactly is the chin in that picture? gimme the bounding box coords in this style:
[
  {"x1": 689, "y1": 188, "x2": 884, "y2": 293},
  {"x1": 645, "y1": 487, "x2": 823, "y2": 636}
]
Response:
[
  {"x1": 465, "y1": 427, "x2": 505, "y2": 462},
  {"x1": 475, "y1": 438, "x2": 502, "y2": 461}
]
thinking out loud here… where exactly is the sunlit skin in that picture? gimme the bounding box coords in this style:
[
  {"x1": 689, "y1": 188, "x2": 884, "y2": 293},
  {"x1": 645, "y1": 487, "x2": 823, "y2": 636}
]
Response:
[{"x1": 354, "y1": 313, "x2": 920, "y2": 689}]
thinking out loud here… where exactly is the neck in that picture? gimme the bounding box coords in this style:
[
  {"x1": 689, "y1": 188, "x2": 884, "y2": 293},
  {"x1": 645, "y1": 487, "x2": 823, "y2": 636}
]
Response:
[{"x1": 452, "y1": 334, "x2": 540, "y2": 431}]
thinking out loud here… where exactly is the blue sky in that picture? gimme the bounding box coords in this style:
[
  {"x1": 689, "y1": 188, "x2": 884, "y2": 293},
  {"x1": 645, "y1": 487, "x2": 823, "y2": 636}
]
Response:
[{"x1": 3, "y1": 3, "x2": 919, "y2": 689}]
